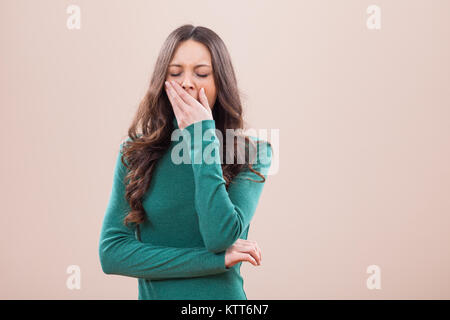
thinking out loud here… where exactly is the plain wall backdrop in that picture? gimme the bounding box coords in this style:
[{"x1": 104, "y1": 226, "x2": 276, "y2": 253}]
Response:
[{"x1": 1, "y1": 0, "x2": 449, "y2": 299}]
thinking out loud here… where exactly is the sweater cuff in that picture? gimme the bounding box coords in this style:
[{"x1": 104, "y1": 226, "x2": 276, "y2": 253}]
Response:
[
  {"x1": 211, "y1": 250, "x2": 228, "y2": 271},
  {"x1": 181, "y1": 119, "x2": 221, "y2": 165}
]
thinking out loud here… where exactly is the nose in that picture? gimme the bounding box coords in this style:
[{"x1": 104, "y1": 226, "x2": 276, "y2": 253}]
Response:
[{"x1": 181, "y1": 76, "x2": 195, "y2": 91}]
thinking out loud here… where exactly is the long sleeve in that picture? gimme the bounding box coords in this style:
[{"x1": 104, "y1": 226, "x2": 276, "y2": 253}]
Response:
[
  {"x1": 98, "y1": 142, "x2": 230, "y2": 280},
  {"x1": 181, "y1": 119, "x2": 273, "y2": 253}
]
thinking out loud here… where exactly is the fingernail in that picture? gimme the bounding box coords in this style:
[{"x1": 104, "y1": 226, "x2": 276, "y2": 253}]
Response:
[{"x1": 164, "y1": 81, "x2": 169, "y2": 87}]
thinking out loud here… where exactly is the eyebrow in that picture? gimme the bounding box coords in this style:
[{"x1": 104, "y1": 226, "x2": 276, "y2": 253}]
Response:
[{"x1": 168, "y1": 64, "x2": 211, "y2": 68}]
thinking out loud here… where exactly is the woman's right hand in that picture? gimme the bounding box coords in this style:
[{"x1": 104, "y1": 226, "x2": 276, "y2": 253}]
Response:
[{"x1": 224, "y1": 239, "x2": 262, "y2": 268}]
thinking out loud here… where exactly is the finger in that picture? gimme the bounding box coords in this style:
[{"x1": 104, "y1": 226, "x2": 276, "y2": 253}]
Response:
[
  {"x1": 242, "y1": 253, "x2": 257, "y2": 266},
  {"x1": 243, "y1": 244, "x2": 261, "y2": 265},
  {"x1": 199, "y1": 87, "x2": 211, "y2": 113},
  {"x1": 257, "y1": 246, "x2": 262, "y2": 264},
  {"x1": 170, "y1": 80, "x2": 199, "y2": 108},
  {"x1": 166, "y1": 81, "x2": 188, "y2": 114},
  {"x1": 259, "y1": 246, "x2": 262, "y2": 263},
  {"x1": 251, "y1": 241, "x2": 261, "y2": 263},
  {"x1": 255, "y1": 245, "x2": 261, "y2": 265},
  {"x1": 165, "y1": 81, "x2": 180, "y2": 113}
]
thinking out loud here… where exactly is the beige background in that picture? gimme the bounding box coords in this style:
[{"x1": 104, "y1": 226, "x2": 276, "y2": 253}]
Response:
[{"x1": 1, "y1": 0, "x2": 449, "y2": 299}]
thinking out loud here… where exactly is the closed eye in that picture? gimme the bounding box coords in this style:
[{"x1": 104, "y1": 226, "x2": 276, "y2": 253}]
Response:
[{"x1": 170, "y1": 73, "x2": 209, "y2": 78}]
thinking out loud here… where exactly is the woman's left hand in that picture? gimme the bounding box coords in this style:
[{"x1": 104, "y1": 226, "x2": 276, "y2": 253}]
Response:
[{"x1": 164, "y1": 80, "x2": 213, "y2": 130}]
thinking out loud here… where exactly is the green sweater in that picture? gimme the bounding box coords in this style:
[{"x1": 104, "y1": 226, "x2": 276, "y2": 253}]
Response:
[{"x1": 99, "y1": 118, "x2": 272, "y2": 300}]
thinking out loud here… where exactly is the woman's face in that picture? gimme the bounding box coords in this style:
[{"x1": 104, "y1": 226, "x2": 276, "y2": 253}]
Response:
[{"x1": 166, "y1": 39, "x2": 217, "y2": 110}]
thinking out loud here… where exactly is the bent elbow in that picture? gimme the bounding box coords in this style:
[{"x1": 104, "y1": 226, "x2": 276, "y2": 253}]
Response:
[
  {"x1": 202, "y1": 215, "x2": 244, "y2": 253},
  {"x1": 99, "y1": 244, "x2": 115, "y2": 275}
]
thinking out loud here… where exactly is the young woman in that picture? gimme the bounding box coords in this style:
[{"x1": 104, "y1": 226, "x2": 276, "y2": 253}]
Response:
[{"x1": 99, "y1": 24, "x2": 273, "y2": 300}]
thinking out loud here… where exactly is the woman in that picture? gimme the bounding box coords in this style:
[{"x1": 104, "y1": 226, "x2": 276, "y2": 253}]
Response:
[{"x1": 98, "y1": 24, "x2": 273, "y2": 300}]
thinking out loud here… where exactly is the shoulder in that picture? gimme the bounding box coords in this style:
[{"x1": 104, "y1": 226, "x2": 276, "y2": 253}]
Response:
[
  {"x1": 237, "y1": 136, "x2": 272, "y2": 179},
  {"x1": 231, "y1": 136, "x2": 272, "y2": 182},
  {"x1": 247, "y1": 136, "x2": 273, "y2": 165},
  {"x1": 240, "y1": 124, "x2": 273, "y2": 163},
  {"x1": 119, "y1": 134, "x2": 143, "y2": 152}
]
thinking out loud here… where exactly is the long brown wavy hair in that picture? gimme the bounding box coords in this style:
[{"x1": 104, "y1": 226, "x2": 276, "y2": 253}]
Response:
[{"x1": 120, "y1": 24, "x2": 272, "y2": 228}]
